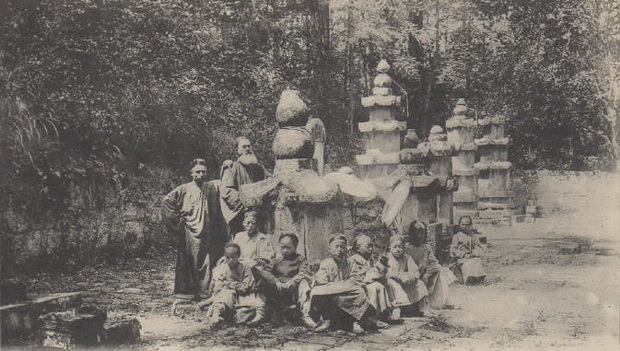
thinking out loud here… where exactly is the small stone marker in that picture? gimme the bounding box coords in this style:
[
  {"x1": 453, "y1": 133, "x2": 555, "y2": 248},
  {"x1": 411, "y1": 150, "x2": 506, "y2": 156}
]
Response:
[{"x1": 104, "y1": 316, "x2": 141, "y2": 345}]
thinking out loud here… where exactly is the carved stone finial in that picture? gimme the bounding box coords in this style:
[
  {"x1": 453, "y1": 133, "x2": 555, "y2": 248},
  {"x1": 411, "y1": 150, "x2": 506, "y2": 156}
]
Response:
[
  {"x1": 376, "y1": 59, "x2": 391, "y2": 73},
  {"x1": 453, "y1": 98, "x2": 469, "y2": 117},
  {"x1": 276, "y1": 89, "x2": 309, "y2": 127},
  {"x1": 428, "y1": 125, "x2": 447, "y2": 142}
]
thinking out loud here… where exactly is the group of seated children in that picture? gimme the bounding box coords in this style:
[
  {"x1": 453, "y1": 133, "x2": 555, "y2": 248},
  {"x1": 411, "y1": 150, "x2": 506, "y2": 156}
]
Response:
[{"x1": 201, "y1": 211, "x2": 485, "y2": 333}]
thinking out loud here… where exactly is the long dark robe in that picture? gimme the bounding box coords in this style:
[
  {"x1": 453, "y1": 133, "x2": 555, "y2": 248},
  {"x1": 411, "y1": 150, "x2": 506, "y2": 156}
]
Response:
[
  {"x1": 162, "y1": 180, "x2": 227, "y2": 299},
  {"x1": 220, "y1": 160, "x2": 269, "y2": 236}
]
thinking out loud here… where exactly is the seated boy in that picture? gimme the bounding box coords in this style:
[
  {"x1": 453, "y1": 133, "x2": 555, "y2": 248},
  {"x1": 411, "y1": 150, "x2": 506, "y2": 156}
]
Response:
[
  {"x1": 386, "y1": 235, "x2": 429, "y2": 319},
  {"x1": 348, "y1": 235, "x2": 395, "y2": 327},
  {"x1": 310, "y1": 234, "x2": 371, "y2": 334},
  {"x1": 404, "y1": 221, "x2": 456, "y2": 309},
  {"x1": 206, "y1": 243, "x2": 266, "y2": 327},
  {"x1": 450, "y1": 216, "x2": 486, "y2": 285},
  {"x1": 259, "y1": 233, "x2": 316, "y2": 328}
]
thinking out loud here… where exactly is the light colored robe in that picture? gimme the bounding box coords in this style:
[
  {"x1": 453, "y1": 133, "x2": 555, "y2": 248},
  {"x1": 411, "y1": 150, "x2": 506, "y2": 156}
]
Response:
[
  {"x1": 406, "y1": 243, "x2": 456, "y2": 309},
  {"x1": 232, "y1": 231, "x2": 276, "y2": 264},
  {"x1": 450, "y1": 231, "x2": 486, "y2": 283},
  {"x1": 348, "y1": 253, "x2": 391, "y2": 314},
  {"x1": 386, "y1": 252, "x2": 428, "y2": 307},
  {"x1": 162, "y1": 180, "x2": 227, "y2": 299},
  {"x1": 208, "y1": 261, "x2": 265, "y2": 324}
]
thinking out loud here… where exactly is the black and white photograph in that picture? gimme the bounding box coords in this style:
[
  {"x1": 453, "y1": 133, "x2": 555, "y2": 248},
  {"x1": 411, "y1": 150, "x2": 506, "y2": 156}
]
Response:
[{"x1": 1, "y1": 0, "x2": 619, "y2": 350}]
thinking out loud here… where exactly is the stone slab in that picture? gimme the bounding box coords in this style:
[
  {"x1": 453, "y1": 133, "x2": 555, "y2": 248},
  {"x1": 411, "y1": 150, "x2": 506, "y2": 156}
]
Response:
[{"x1": 1, "y1": 292, "x2": 83, "y2": 341}]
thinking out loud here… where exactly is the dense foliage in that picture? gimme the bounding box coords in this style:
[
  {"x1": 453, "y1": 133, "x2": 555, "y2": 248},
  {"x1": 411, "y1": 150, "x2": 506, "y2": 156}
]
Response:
[{"x1": 0, "y1": 0, "x2": 618, "y2": 273}]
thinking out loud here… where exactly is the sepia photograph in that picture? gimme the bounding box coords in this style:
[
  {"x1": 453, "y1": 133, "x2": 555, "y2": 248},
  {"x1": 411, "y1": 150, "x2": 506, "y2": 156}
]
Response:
[{"x1": 1, "y1": 0, "x2": 619, "y2": 350}]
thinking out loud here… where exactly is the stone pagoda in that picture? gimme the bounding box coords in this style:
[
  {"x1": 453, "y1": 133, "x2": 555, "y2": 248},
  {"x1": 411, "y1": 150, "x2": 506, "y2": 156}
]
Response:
[
  {"x1": 377, "y1": 125, "x2": 457, "y2": 254},
  {"x1": 239, "y1": 90, "x2": 375, "y2": 264},
  {"x1": 475, "y1": 115, "x2": 512, "y2": 221},
  {"x1": 446, "y1": 98, "x2": 478, "y2": 219},
  {"x1": 356, "y1": 59, "x2": 406, "y2": 179}
]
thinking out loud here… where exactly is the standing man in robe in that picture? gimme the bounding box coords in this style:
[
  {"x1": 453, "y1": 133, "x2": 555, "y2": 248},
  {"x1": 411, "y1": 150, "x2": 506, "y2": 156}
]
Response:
[
  {"x1": 220, "y1": 137, "x2": 271, "y2": 237},
  {"x1": 162, "y1": 158, "x2": 227, "y2": 301}
]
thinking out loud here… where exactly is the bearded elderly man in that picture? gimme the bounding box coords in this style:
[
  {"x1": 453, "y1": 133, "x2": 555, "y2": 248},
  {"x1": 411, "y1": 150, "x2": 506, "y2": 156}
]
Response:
[
  {"x1": 220, "y1": 137, "x2": 271, "y2": 237},
  {"x1": 162, "y1": 159, "x2": 227, "y2": 301}
]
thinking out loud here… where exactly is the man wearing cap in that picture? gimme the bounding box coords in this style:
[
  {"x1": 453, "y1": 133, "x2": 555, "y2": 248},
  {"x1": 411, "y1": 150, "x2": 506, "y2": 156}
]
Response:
[
  {"x1": 162, "y1": 159, "x2": 227, "y2": 301},
  {"x1": 220, "y1": 137, "x2": 271, "y2": 237}
]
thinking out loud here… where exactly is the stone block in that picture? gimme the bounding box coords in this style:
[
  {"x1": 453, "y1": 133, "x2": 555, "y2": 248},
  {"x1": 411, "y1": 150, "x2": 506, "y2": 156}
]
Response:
[
  {"x1": 1, "y1": 292, "x2": 83, "y2": 341},
  {"x1": 103, "y1": 316, "x2": 141, "y2": 345},
  {"x1": 36, "y1": 307, "x2": 106, "y2": 349}
]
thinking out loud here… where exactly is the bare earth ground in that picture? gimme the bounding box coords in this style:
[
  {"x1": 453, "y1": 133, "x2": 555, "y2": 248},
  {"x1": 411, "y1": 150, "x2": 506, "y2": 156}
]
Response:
[{"x1": 8, "y1": 172, "x2": 620, "y2": 350}]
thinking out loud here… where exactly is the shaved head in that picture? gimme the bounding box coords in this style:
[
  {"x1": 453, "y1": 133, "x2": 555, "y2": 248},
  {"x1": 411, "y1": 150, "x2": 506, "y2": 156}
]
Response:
[{"x1": 355, "y1": 234, "x2": 372, "y2": 247}]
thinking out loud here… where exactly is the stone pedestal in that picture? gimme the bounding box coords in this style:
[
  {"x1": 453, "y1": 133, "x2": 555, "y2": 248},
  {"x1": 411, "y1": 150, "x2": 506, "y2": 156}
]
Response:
[
  {"x1": 446, "y1": 99, "x2": 478, "y2": 219},
  {"x1": 356, "y1": 60, "x2": 405, "y2": 179}
]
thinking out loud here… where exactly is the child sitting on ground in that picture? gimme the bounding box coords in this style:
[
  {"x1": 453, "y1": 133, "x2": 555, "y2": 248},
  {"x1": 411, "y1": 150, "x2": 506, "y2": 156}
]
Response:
[
  {"x1": 259, "y1": 233, "x2": 316, "y2": 328},
  {"x1": 450, "y1": 216, "x2": 486, "y2": 285},
  {"x1": 206, "y1": 243, "x2": 266, "y2": 327},
  {"x1": 310, "y1": 234, "x2": 372, "y2": 334},
  {"x1": 386, "y1": 235, "x2": 429, "y2": 319},
  {"x1": 404, "y1": 221, "x2": 457, "y2": 309},
  {"x1": 348, "y1": 234, "x2": 397, "y2": 327}
]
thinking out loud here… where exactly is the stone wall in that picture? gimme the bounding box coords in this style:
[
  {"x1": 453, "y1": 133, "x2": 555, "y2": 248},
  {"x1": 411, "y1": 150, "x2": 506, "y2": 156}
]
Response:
[{"x1": 1, "y1": 167, "x2": 180, "y2": 277}]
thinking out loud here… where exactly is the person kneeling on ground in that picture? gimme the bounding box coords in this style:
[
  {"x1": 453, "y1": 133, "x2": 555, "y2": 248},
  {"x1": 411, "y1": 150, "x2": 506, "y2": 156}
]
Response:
[
  {"x1": 206, "y1": 243, "x2": 266, "y2": 327},
  {"x1": 310, "y1": 234, "x2": 375, "y2": 334},
  {"x1": 349, "y1": 234, "x2": 399, "y2": 328},
  {"x1": 258, "y1": 233, "x2": 316, "y2": 328},
  {"x1": 404, "y1": 221, "x2": 457, "y2": 309},
  {"x1": 449, "y1": 216, "x2": 486, "y2": 285},
  {"x1": 386, "y1": 235, "x2": 429, "y2": 319}
]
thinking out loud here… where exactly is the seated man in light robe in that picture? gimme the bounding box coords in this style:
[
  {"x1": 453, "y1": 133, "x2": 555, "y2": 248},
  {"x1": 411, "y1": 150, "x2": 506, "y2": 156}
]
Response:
[
  {"x1": 206, "y1": 243, "x2": 266, "y2": 327},
  {"x1": 450, "y1": 216, "x2": 486, "y2": 285},
  {"x1": 404, "y1": 221, "x2": 457, "y2": 309},
  {"x1": 258, "y1": 233, "x2": 315, "y2": 328},
  {"x1": 386, "y1": 235, "x2": 429, "y2": 319},
  {"x1": 310, "y1": 234, "x2": 371, "y2": 334},
  {"x1": 231, "y1": 210, "x2": 276, "y2": 266},
  {"x1": 348, "y1": 235, "x2": 395, "y2": 328}
]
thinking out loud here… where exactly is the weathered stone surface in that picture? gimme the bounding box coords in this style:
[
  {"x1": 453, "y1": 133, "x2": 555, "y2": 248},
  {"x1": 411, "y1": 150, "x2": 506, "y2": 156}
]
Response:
[
  {"x1": 104, "y1": 316, "x2": 141, "y2": 345},
  {"x1": 1, "y1": 292, "x2": 83, "y2": 341},
  {"x1": 36, "y1": 307, "x2": 106, "y2": 349},
  {"x1": 399, "y1": 148, "x2": 426, "y2": 164},
  {"x1": 272, "y1": 127, "x2": 314, "y2": 159},
  {"x1": 275, "y1": 90, "x2": 309, "y2": 127}
]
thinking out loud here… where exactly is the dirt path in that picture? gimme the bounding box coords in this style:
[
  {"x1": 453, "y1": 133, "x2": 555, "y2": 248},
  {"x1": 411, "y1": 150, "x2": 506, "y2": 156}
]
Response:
[{"x1": 9, "y1": 172, "x2": 620, "y2": 350}]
